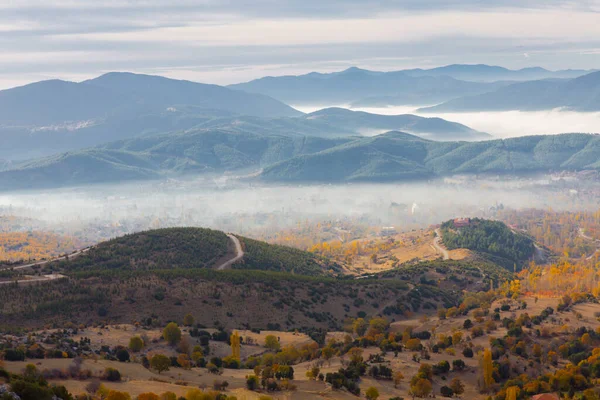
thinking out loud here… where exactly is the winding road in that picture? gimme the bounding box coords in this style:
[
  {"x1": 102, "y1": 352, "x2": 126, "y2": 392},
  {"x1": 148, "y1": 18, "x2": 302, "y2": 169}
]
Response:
[
  {"x1": 216, "y1": 234, "x2": 245, "y2": 270},
  {"x1": 433, "y1": 229, "x2": 450, "y2": 260},
  {"x1": 1, "y1": 247, "x2": 91, "y2": 271}
]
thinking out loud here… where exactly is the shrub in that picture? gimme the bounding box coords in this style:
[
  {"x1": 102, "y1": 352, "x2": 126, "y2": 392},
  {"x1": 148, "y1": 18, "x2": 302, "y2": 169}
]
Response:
[{"x1": 103, "y1": 367, "x2": 121, "y2": 382}]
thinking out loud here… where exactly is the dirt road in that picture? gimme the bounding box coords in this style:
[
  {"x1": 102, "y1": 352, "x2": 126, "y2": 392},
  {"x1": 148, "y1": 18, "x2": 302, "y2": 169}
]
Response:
[
  {"x1": 433, "y1": 229, "x2": 450, "y2": 260},
  {"x1": 2, "y1": 247, "x2": 91, "y2": 271},
  {"x1": 216, "y1": 234, "x2": 244, "y2": 270}
]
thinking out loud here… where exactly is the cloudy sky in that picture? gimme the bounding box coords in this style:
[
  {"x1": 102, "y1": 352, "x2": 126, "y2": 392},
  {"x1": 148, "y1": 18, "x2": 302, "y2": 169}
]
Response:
[{"x1": 1, "y1": 0, "x2": 600, "y2": 89}]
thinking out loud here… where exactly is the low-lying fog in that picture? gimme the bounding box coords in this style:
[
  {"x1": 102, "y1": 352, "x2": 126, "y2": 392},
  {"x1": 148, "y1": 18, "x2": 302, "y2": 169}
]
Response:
[
  {"x1": 295, "y1": 104, "x2": 600, "y2": 139},
  {"x1": 1, "y1": 176, "x2": 597, "y2": 243}
]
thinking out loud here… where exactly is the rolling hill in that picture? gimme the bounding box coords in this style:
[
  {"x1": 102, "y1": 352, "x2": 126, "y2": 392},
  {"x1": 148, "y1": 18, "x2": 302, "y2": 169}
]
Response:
[
  {"x1": 2, "y1": 131, "x2": 600, "y2": 190},
  {"x1": 440, "y1": 218, "x2": 535, "y2": 271},
  {"x1": 302, "y1": 107, "x2": 489, "y2": 141},
  {"x1": 261, "y1": 132, "x2": 600, "y2": 182},
  {"x1": 50, "y1": 227, "x2": 339, "y2": 276},
  {"x1": 192, "y1": 107, "x2": 489, "y2": 141},
  {"x1": 420, "y1": 71, "x2": 600, "y2": 112},
  {"x1": 0, "y1": 129, "x2": 350, "y2": 190}
]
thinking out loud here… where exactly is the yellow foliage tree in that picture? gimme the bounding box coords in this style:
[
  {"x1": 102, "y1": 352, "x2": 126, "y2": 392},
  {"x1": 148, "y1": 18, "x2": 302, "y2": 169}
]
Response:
[
  {"x1": 230, "y1": 330, "x2": 241, "y2": 361},
  {"x1": 506, "y1": 386, "x2": 519, "y2": 400},
  {"x1": 481, "y1": 349, "x2": 494, "y2": 390},
  {"x1": 106, "y1": 391, "x2": 131, "y2": 400}
]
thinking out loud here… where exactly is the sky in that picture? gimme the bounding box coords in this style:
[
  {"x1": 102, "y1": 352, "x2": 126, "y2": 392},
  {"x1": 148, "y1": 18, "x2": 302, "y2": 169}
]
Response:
[{"x1": 1, "y1": 0, "x2": 600, "y2": 89}]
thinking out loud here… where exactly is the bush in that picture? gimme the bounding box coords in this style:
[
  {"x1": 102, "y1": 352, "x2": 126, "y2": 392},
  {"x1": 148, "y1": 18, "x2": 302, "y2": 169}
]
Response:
[
  {"x1": 246, "y1": 375, "x2": 259, "y2": 390},
  {"x1": 440, "y1": 385, "x2": 454, "y2": 397},
  {"x1": 462, "y1": 348, "x2": 474, "y2": 358},
  {"x1": 103, "y1": 367, "x2": 121, "y2": 382},
  {"x1": 115, "y1": 348, "x2": 130, "y2": 362},
  {"x1": 3, "y1": 348, "x2": 25, "y2": 361}
]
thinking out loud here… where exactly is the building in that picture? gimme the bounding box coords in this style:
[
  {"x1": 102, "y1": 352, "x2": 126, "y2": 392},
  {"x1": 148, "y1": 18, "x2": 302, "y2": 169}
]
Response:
[
  {"x1": 380, "y1": 227, "x2": 397, "y2": 237},
  {"x1": 453, "y1": 218, "x2": 471, "y2": 228},
  {"x1": 531, "y1": 394, "x2": 559, "y2": 400}
]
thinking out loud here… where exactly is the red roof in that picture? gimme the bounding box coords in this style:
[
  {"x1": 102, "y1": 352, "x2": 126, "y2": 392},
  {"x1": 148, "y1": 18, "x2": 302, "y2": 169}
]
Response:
[{"x1": 532, "y1": 394, "x2": 559, "y2": 400}]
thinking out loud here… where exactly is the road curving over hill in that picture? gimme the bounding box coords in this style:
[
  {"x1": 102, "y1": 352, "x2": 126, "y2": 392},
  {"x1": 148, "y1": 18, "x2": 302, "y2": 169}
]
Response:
[{"x1": 216, "y1": 234, "x2": 245, "y2": 270}]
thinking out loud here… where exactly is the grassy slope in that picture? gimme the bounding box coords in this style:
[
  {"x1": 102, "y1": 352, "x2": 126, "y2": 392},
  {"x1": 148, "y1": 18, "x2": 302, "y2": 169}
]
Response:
[{"x1": 262, "y1": 132, "x2": 600, "y2": 182}]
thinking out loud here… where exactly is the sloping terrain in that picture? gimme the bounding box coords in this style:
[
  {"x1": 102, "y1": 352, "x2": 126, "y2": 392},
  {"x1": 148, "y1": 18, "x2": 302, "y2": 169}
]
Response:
[
  {"x1": 48, "y1": 227, "x2": 335, "y2": 276},
  {"x1": 420, "y1": 71, "x2": 600, "y2": 112},
  {"x1": 3, "y1": 131, "x2": 600, "y2": 190},
  {"x1": 440, "y1": 218, "x2": 535, "y2": 270},
  {"x1": 0, "y1": 130, "x2": 350, "y2": 190},
  {"x1": 261, "y1": 132, "x2": 600, "y2": 182},
  {"x1": 302, "y1": 107, "x2": 489, "y2": 140}
]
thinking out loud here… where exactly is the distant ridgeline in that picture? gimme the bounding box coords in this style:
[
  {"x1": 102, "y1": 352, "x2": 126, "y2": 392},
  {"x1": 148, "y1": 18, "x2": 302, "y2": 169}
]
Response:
[{"x1": 440, "y1": 218, "x2": 535, "y2": 271}]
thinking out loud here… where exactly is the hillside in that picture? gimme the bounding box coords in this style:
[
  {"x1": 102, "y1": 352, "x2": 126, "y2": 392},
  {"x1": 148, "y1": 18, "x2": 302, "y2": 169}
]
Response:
[
  {"x1": 440, "y1": 218, "x2": 535, "y2": 270},
  {"x1": 303, "y1": 107, "x2": 489, "y2": 141},
  {"x1": 229, "y1": 67, "x2": 506, "y2": 105},
  {"x1": 0, "y1": 255, "x2": 507, "y2": 331},
  {"x1": 261, "y1": 132, "x2": 600, "y2": 182},
  {"x1": 4, "y1": 131, "x2": 600, "y2": 190},
  {"x1": 420, "y1": 71, "x2": 600, "y2": 112},
  {"x1": 0, "y1": 130, "x2": 350, "y2": 190},
  {"x1": 47, "y1": 227, "x2": 336, "y2": 277},
  {"x1": 0, "y1": 73, "x2": 301, "y2": 160}
]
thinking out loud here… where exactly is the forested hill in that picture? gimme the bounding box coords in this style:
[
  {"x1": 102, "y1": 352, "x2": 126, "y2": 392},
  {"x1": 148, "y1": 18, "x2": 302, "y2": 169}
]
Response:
[
  {"x1": 51, "y1": 227, "x2": 340, "y2": 276},
  {"x1": 3, "y1": 131, "x2": 600, "y2": 190},
  {"x1": 440, "y1": 218, "x2": 535, "y2": 270},
  {"x1": 261, "y1": 132, "x2": 600, "y2": 182}
]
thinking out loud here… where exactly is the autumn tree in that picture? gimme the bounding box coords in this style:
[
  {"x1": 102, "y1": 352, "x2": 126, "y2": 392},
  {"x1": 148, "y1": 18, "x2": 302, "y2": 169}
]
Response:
[
  {"x1": 138, "y1": 393, "x2": 159, "y2": 400},
  {"x1": 506, "y1": 386, "x2": 519, "y2": 400},
  {"x1": 128, "y1": 336, "x2": 144, "y2": 352},
  {"x1": 106, "y1": 391, "x2": 131, "y2": 400},
  {"x1": 163, "y1": 322, "x2": 182, "y2": 346},
  {"x1": 365, "y1": 386, "x2": 379, "y2": 400},
  {"x1": 450, "y1": 378, "x2": 465, "y2": 397},
  {"x1": 410, "y1": 378, "x2": 432, "y2": 398},
  {"x1": 150, "y1": 354, "x2": 171, "y2": 374},
  {"x1": 393, "y1": 370, "x2": 404, "y2": 388},
  {"x1": 347, "y1": 347, "x2": 364, "y2": 364},
  {"x1": 230, "y1": 331, "x2": 241, "y2": 361},
  {"x1": 177, "y1": 353, "x2": 191, "y2": 370},
  {"x1": 160, "y1": 393, "x2": 177, "y2": 400},
  {"x1": 353, "y1": 318, "x2": 368, "y2": 336},
  {"x1": 481, "y1": 349, "x2": 494, "y2": 390},
  {"x1": 321, "y1": 346, "x2": 336, "y2": 364},
  {"x1": 183, "y1": 313, "x2": 194, "y2": 327},
  {"x1": 264, "y1": 335, "x2": 280, "y2": 351}
]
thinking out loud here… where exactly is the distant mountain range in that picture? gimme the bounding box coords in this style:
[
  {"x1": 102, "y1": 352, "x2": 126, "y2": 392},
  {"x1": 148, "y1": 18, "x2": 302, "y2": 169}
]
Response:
[
  {"x1": 1, "y1": 129, "x2": 599, "y2": 191},
  {"x1": 0, "y1": 86, "x2": 486, "y2": 160},
  {"x1": 0, "y1": 72, "x2": 300, "y2": 160},
  {"x1": 420, "y1": 71, "x2": 600, "y2": 113},
  {"x1": 401, "y1": 64, "x2": 595, "y2": 82},
  {"x1": 229, "y1": 67, "x2": 509, "y2": 106},
  {"x1": 229, "y1": 64, "x2": 596, "y2": 106}
]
